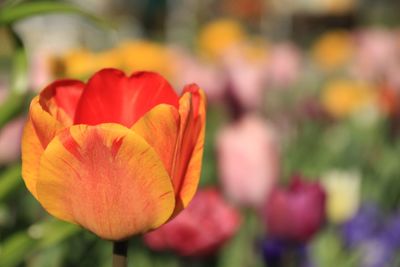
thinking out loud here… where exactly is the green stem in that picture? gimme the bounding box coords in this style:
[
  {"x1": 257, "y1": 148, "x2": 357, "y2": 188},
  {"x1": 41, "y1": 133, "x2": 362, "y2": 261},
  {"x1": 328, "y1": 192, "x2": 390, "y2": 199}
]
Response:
[{"x1": 113, "y1": 240, "x2": 128, "y2": 267}]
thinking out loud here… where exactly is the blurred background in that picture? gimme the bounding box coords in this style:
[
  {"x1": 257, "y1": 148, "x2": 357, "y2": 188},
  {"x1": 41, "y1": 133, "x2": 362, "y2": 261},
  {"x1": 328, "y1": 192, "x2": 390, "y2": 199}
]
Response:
[{"x1": 1, "y1": 0, "x2": 400, "y2": 266}]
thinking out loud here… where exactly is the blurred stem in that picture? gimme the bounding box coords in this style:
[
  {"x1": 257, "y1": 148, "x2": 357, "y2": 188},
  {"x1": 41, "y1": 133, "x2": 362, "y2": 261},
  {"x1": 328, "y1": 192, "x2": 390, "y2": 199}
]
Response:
[
  {"x1": 113, "y1": 240, "x2": 128, "y2": 267},
  {"x1": 0, "y1": 26, "x2": 28, "y2": 128},
  {"x1": 0, "y1": 0, "x2": 24, "y2": 9},
  {"x1": 283, "y1": 250, "x2": 298, "y2": 267},
  {"x1": 9, "y1": 26, "x2": 28, "y2": 94}
]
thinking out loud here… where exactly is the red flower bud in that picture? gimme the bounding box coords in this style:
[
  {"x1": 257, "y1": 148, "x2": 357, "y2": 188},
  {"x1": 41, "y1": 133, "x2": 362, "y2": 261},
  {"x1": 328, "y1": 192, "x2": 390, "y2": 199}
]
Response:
[{"x1": 264, "y1": 176, "x2": 326, "y2": 243}]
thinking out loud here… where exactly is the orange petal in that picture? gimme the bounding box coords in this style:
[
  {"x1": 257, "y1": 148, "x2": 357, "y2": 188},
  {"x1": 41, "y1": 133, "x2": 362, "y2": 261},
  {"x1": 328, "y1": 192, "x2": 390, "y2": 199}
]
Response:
[
  {"x1": 36, "y1": 123, "x2": 175, "y2": 240},
  {"x1": 29, "y1": 80, "x2": 85, "y2": 148},
  {"x1": 21, "y1": 118, "x2": 44, "y2": 199},
  {"x1": 30, "y1": 96, "x2": 63, "y2": 148},
  {"x1": 132, "y1": 104, "x2": 180, "y2": 175},
  {"x1": 172, "y1": 85, "x2": 206, "y2": 212}
]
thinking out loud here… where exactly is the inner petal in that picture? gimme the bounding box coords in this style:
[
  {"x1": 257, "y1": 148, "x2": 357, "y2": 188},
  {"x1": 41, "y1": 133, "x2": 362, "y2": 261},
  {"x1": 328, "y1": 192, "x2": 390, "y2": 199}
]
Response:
[
  {"x1": 73, "y1": 69, "x2": 179, "y2": 127},
  {"x1": 38, "y1": 80, "x2": 85, "y2": 126}
]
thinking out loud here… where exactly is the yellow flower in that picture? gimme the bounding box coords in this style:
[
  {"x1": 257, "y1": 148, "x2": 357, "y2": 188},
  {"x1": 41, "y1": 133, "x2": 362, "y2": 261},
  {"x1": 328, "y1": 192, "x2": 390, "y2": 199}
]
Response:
[
  {"x1": 62, "y1": 49, "x2": 96, "y2": 78},
  {"x1": 241, "y1": 37, "x2": 270, "y2": 62},
  {"x1": 198, "y1": 19, "x2": 246, "y2": 60},
  {"x1": 94, "y1": 50, "x2": 122, "y2": 71},
  {"x1": 321, "y1": 79, "x2": 377, "y2": 119},
  {"x1": 311, "y1": 31, "x2": 353, "y2": 71},
  {"x1": 51, "y1": 49, "x2": 121, "y2": 79},
  {"x1": 322, "y1": 170, "x2": 361, "y2": 224},
  {"x1": 117, "y1": 40, "x2": 172, "y2": 78}
]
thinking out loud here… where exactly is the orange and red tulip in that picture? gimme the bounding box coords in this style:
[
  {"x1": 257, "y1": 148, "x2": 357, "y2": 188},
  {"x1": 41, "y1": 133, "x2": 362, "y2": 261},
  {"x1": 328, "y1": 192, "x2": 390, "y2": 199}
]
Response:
[{"x1": 21, "y1": 68, "x2": 206, "y2": 241}]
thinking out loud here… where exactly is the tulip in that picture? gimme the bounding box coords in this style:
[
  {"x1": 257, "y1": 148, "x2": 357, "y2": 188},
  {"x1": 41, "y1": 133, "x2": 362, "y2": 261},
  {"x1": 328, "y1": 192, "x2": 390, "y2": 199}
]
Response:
[
  {"x1": 321, "y1": 169, "x2": 361, "y2": 224},
  {"x1": 217, "y1": 114, "x2": 280, "y2": 208},
  {"x1": 222, "y1": 43, "x2": 268, "y2": 110},
  {"x1": 117, "y1": 41, "x2": 172, "y2": 78},
  {"x1": 21, "y1": 68, "x2": 206, "y2": 241},
  {"x1": 320, "y1": 79, "x2": 377, "y2": 119},
  {"x1": 197, "y1": 19, "x2": 245, "y2": 60},
  {"x1": 144, "y1": 188, "x2": 240, "y2": 257},
  {"x1": 352, "y1": 29, "x2": 398, "y2": 82},
  {"x1": 264, "y1": 176, "x2": 326, "y2": 243},
  {"x1": 311, "y1": 30, "x2": 354, "y2": 72},
  {"x1": 170, "y1": 48, "x2": 227, "y2": 102},
  {"x1": 266, "y1": 43, "x2": 302, "y2": 88}
]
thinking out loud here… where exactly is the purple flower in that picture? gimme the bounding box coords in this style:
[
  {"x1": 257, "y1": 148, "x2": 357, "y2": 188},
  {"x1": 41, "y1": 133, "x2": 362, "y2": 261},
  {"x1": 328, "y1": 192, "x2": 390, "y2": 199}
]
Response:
[
  {"x1": 342, "y1": 203, "x2": 382, "y2": 247},
  {"x1": 380, "y1": 213, "x2": 400, "y2": 248},
  {"x1": 261, "y1": 238, "x2": 315, "y2": 267},
  {"x1": 360, "y1": 237, "x2": 394, "y2": 267}
]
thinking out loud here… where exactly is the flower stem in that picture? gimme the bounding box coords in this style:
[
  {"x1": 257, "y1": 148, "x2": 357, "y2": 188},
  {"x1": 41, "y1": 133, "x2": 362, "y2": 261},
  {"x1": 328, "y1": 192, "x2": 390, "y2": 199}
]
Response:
[{"x1": 113, "y1": 240, "x2": 128, "y2": 267}]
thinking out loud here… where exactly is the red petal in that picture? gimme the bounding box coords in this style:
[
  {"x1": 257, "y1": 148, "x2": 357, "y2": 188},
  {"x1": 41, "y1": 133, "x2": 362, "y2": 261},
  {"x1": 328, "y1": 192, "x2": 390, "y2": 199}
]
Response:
[
  {"x1": 74, "y1": 69, "x2": 179, "y2": 127},
  {"x1": 171, "y1": 85, "x2": 206, "y2": 212},
  {"x1": 51, "y1": 81, "x2": 85, "y2": 119},
  {"x1": 39, "y1": 80, "x2": 85, "y2": 125}
]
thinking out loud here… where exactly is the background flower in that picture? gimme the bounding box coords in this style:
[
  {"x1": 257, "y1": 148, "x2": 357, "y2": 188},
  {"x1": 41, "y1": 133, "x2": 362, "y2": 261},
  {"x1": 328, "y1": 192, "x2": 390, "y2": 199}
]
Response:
[
  {"x1": 322, "y1": 169, "x2": 361, "y2": 224},
  {"x1": 217, "y1": 114, "x2": 280, "y2": 207},
  {"x1": 264, "y1": 176, "x2": 326, "y2": 243},
  {"x1": 144, "y1": 188, "x2": 240, "y2": 257},
  {"x1": 0, "y1": 117, "x2": 25, "y2": 165},
  {"x1": 320, "y1": 79, "x2": 377, "y2": 119}
]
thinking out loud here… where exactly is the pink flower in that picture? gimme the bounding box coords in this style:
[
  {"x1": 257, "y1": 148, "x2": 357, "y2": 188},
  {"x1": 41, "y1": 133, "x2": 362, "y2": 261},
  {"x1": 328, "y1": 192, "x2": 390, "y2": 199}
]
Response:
[
  {"x1": 29, "y1": 50, "x2": 53, "y2": 91},
  {"x1": 0, "y1": 117, "x2": 25, "y2": 165},
  {"x1": 264, "y1": 176, "x2": 326, "y2": 243},
  {"x1": 266, "y1": 43, "x2": 302, "y2": 88},
  {"x1": 170, "y1": 48, "x2": 227, "y2": 102},
  {"x1": 352, "y1": 29, "x2": 399, "y2": 81},
  {"x1": 217, "y1": 114, "x2": 280, "y2": 207},
  {"x1": 144, "y1": 188, "x2": 240, "y2": 257},
  {"x1": 222, "y1": 46, "x2": 268, "y2": 110}
]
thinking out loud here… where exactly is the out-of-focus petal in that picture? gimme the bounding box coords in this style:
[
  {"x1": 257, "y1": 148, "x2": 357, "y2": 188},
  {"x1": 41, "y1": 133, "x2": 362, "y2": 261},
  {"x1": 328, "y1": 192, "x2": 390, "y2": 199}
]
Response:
[
  {"x1": 0, "y1": 117, "x2": 25, "y2": 165},
  {"x1": 172, "y1": 85, "x2": 206, "y2": 212},
  {"x1": 132, "y1": 104, "x2": 180, "y2": 175},
  {"x1": 74, "y1": 69, "x2": 179, "y2": 127},
  {"x1": 36, "y1": 123, "x2": 175, "y2": 240},
  {"x1": 144, "y1": 188, "x2": 240, "y2": 257}
]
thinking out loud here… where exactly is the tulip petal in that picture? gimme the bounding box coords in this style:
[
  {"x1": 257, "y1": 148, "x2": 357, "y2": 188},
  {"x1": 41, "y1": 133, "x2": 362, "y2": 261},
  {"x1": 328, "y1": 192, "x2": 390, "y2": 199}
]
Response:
[
  {"x1": 30, "y1": 96, "x2": 63, "y2": 148},
  {"x1": 21, "y1": 118, "x2": 44, "y2": 199},
  {"x1": 74, "y1": 69, "x2": 179, "y2": 127},
  {"x1": 132, "y1": 104, "x2": 180, "y2": 175},
  {"x1": 36, "y1": 123, "x2": 175, "y2": 240},
  {"x1": 172, "y1": 85, "x2": 206, "y2": 211},
  {"x1": 38, "y1": 80, "x2": 85, "y2": 126},
  {"x1": 30, "y1": 80, "x2": 85, "y2": 148}
]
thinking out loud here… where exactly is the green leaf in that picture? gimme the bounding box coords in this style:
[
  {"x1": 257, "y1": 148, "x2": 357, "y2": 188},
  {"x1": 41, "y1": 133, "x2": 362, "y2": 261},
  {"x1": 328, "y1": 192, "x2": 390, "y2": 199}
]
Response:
[
  {"x1": 0, "y1": 164, "x2": 22, "y2": 201},
  {"x1": 0, "y1": 232, "x2": 36, "y2": 267},
  {"x1": 28, "y1": 245, "x2": 65, "y2": 267},
  {"x1": 0, "y1": 1, "x2": 113, "y2": 29},
  {"x1": 36, "y1": 219, "x2": 81, "y2": 249},
  {"x1": 0, "y1": 219, "x2": 82, "y2": 267},
  {"x1": 218, "y1": 210, "x2": 264, "y2": 267},
  {"x1": 10, "y1": 28, "x2": 29, "y2": 94}
]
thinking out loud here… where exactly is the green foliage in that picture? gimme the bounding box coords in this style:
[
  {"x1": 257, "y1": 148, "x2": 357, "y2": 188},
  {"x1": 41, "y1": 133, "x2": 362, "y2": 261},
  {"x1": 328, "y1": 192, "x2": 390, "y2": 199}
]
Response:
[{"x1": 0, "y1": 1, "x2": 112, "y2": 28}]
